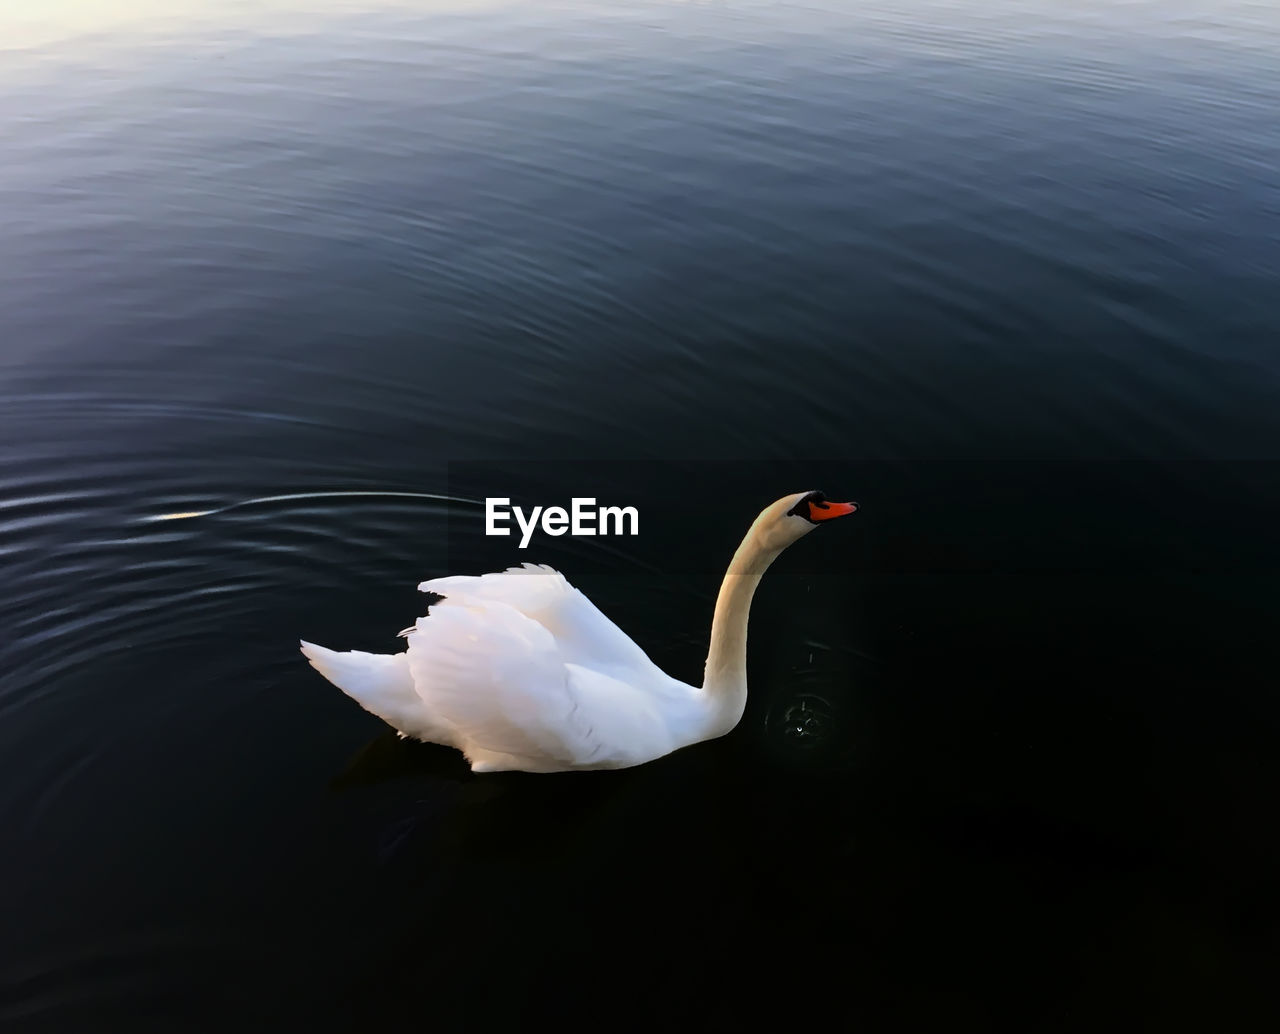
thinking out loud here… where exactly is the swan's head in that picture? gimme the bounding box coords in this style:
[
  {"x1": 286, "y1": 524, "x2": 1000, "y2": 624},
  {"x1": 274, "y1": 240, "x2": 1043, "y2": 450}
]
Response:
[{"x1": 752, "y1": 490, "x2": 859, "y2": 552}]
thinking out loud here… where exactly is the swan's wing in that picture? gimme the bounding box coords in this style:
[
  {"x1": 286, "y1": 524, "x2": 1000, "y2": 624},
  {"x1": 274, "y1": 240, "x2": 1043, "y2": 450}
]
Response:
[
  {"x1": 417, "y1": 563, "x2": 656, "y2": 674},
  {"x1": 403, "y1": 599, "x2": 672, "y2": 769}
]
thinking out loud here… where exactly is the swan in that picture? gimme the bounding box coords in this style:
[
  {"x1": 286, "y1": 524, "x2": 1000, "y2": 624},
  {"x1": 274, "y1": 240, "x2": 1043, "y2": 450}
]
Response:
[{"x1": 300, "y1": 490, "x2": 858, "y2": 773}]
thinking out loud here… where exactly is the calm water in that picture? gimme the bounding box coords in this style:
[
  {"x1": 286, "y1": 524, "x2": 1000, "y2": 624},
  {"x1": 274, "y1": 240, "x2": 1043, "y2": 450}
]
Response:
[{"x1": 2, "y1": 1, "x2": 1279, "y2": 1028}]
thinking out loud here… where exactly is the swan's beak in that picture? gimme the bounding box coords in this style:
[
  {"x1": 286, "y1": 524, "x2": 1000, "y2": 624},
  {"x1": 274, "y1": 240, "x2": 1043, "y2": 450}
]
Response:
[{"x1": 808, "y1": 500, "x2": 858, "y2": 521}]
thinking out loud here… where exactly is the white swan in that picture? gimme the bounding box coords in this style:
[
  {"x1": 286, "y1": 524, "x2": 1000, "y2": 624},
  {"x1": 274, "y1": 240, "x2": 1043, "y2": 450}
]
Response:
[{"x1": 300, "y1": 490, "x2": 858, "y2": 773}]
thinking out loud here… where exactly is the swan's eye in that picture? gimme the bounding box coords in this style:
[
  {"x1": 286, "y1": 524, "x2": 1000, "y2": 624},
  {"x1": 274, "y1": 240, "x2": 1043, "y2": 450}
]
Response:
[{"x1": 787, "y1": 491, "x2": 825, "y2": 520}]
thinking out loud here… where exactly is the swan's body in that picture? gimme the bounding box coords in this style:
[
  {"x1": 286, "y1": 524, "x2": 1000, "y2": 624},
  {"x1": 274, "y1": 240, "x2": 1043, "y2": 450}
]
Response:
[{"x1": 301, "y1": 491, "x2": 857, "y2": 773}]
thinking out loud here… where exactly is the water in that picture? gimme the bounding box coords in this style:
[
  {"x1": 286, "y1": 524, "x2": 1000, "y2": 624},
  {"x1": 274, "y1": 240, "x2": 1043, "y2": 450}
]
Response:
[{"x1": 2, "y1": 1, "x2": 1278, "y2": 1027}]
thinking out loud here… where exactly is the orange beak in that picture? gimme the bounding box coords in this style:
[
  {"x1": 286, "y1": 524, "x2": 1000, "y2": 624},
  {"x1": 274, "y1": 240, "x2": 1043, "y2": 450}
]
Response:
[{"x1": 808, "y1": 499, "x2": 858, "y2": 521}]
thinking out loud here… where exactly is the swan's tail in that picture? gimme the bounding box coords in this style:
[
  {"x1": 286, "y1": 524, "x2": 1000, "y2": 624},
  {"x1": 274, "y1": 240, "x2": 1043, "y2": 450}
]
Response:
[{"x1": 300, "y1": 641, "x2": 437, "y2": 741}]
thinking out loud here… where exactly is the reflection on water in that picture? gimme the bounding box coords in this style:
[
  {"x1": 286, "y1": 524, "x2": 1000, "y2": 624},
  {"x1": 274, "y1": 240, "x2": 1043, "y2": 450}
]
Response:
[
  {"x1": 1, "y1": 0, "x2": 1279, "y2": 1027},
  {"x1": 142, "y1": 490, "x2": 487, "y2": 524}
]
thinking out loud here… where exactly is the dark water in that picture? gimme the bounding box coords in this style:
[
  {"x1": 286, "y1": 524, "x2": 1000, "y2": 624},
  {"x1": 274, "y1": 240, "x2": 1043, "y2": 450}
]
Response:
[{"x1": 2, "y1": 1, "x2": 1279, "y2": 1028}]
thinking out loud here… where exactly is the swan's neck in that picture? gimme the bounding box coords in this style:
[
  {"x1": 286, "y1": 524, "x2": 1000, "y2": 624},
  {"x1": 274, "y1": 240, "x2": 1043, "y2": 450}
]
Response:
[{"x1": 701, "y1": 531, "x2": 783, "y2": 736}]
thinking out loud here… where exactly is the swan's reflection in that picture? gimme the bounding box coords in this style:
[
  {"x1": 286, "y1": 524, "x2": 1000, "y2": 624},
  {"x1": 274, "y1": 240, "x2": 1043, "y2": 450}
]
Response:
[{"x1": 331, "y1": 729, "x2": 642, "y2": 869}]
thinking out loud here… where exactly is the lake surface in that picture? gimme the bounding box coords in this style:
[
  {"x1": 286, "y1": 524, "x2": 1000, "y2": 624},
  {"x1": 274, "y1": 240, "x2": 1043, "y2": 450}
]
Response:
[{"x1": 2, "y1": 1, "x2": 1278, "y2": 1028}]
